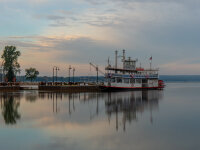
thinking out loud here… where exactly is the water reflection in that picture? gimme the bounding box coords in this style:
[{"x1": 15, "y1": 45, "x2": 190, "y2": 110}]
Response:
[
  {"x1": 0, "y1": 90, "x2": 163, "y2": 129},
  {"x1": 36, "y1": 90, "x2": 163, "y2": 131},
  {"x1": 105, "y1": 91, "x2": 162, "y2": 131},
  {"x1": 1, "y1": 83, "x2": 200, "y2": 150},
  {"x1": 0, "y1": 93, "x2": 21, "y2": 125},
  {"x1": 25, "y1": 91, "x2": 38, "y2": 102}
]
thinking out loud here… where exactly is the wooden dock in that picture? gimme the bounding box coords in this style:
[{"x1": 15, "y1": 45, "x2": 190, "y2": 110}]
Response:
[
  {"x1": 0, "y1": 86, "x2": 20, "y2": 92},
  {"x1": 0, "y1": 82, "x2": 101, "y2": 92},
  {"x1": 39, "y1": 85, "x2": 101, "y2": 92}
]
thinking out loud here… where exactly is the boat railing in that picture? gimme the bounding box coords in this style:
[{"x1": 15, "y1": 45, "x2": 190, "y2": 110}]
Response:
[{"x1": 105, "y1": 73, "x2": 158, "y2": 79}]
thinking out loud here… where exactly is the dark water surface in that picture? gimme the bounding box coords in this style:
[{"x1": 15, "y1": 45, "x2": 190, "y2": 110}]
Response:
[{"x1": 0, "y1": 82, "x2": 200, "y2": 150}]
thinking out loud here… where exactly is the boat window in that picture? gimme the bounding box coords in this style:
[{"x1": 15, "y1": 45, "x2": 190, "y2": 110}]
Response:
[
  {"x1": 124, "y1": 78, "x2": 129, "y2": 83},
  {"x1": 117, "y1": 78, "x2": 122, "y2": 83},
  {"x1": 136, "y1": 79, "x2": 141, "y2": 83},
  {"x1": 130, "y1": 78, "x2": 135, "y2": 83},
  {"x1": 142, "y1": 79, "x2": 148, "y2": 83},
  {"x1": 111, "y1": 78, "x2": 115, "y2": 82},
  {"x1": 148, "y1": 79, "x2": 157, "y2": 83}
]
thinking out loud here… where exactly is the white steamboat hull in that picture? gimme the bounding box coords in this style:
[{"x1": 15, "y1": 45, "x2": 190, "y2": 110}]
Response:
[{"x1": 101, "y1": 81, "x2": 164, "y2": 91}]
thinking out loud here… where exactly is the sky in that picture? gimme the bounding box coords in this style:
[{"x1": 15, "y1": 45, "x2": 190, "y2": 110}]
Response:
[{"x1": 0, "y1": 0, "x2": 200, "y2": 76}]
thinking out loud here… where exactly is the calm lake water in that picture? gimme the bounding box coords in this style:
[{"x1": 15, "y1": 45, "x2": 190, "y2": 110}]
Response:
[{"x1": 0, "y1": 82, "x2": 200, "y2": 150}]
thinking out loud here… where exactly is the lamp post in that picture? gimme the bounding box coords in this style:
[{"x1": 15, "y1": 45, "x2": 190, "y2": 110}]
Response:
[
  {"x1": 53, "y1": 66, "x2": 59, "y2": 83},
  {"x1": 55, "y1": 67, "x2": 59, "y2": 82},
  {"x1": 68, "y1": 65, "x2": 72, "y2": 83},
  {"x1": 73, "y1": 68, "x2": 75, "y2": 83},
  {"x1": 53, "y1": 67, "x2": 54, "y2": 83}
]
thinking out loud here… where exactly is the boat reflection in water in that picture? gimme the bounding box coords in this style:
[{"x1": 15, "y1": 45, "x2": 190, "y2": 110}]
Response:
[
  {"x1": 105, "y1": 91, "x2": 163, "y2": 131},
  {"x1": 37, "y1": 90, "x2": 163, "y2": 131},
  {"x1": 1, "y1": 84, "x2": 200, "y2": 150},
  {"x1": 0, "y1": 90, "x2": 163, "y2": 131}
]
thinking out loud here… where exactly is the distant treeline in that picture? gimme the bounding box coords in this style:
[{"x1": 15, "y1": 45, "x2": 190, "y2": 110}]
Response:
[{"x1": 10, "y1": 75, "x2": 200, "y2": 83}]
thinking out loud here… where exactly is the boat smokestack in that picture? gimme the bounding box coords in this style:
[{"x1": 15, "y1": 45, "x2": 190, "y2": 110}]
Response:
[{"x1": 123, "y1": 49, "x2": 125, "y2": 61}]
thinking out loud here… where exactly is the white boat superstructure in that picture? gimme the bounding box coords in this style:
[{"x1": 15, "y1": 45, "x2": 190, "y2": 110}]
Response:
[{"x1": 101, "y1": 50, "x2": 164, "y2": 90}]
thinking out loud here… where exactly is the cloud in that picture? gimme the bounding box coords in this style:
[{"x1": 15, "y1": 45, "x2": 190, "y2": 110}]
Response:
[
  {"x1": 1, "y1": 0, "x2": 200, "y2": 75},
  {"x1": 47, "y1": 15, "x2": 66, "y2": 20},
  {"x1": 0, "y1": 35, "x2": 116, "y2": 75},
  {"x1": 83, "y1": 0, "x2": 200, "y2": 6},
  {"x1": 34, "y1": 8, "x2": 121, "y2": 28}
]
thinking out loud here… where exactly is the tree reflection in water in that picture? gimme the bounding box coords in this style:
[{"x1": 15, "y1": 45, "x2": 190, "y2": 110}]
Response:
[
  {"x1": 1, "y1": 94, "x2": 21, "y2": 125},
  {"x1": 0, "y1": 90, "x2": 162, "y2": 129},
  {"x1": 38, "y1": 90, "x2": 163, "y2": 131}
]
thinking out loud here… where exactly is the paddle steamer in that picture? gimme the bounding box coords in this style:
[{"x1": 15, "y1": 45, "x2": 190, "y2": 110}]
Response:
[{"x1": 101, "y1": 50, "x2": 164, "y2": 91}]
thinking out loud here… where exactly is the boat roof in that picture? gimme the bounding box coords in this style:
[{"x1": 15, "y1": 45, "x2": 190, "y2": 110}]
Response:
[{"x1": 105, "y1": 67, "x2": 159, "y2": 72}]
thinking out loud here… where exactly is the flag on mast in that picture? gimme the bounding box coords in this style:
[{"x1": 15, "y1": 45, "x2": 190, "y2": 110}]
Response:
[{"x1": 149, "y1": 55, "x2": 152, "y2": 70}]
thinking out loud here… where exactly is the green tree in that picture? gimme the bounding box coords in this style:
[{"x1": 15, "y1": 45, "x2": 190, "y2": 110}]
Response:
[
  {"x1": 6, "y1": 66, "x2": 15, "y2": 82},
  {"x1": 1, "y1": 46, "x2": 21, "y2": 82},
  {"x1": 25, "y1": 67, "x2": 39, "y2": 82}
]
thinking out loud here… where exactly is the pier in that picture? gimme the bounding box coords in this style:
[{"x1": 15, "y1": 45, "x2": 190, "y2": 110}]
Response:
[
  {"x1": 39, "y1": 85, "x2": 101, "y2": 92},
  {"x1": 0, "y1": 86, "x2": 20, "y2": 91},
  {"x1": 0, "y1": 82, "x2": 101, "y2": 92},
  {"x1": 0, "y1": 82, "x2": 38, "y2": 91}
]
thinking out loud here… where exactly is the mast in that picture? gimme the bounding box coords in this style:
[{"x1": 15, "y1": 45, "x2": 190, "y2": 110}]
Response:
[
  {"x1": 107, "y1": 57, "x2": 110, "y2": 67},
  {"x1": 149, "y1": 56, "x2": 152, "y2": 70},
  {"x1": 115, "y1": 50, "x2": 118, "y2": 73},
  {"x1": 122, "y1": 49, "x2": 125, "y2": 69}
]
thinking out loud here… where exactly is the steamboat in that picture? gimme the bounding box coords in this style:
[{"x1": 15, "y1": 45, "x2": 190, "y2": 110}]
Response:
[{"x1": 100, "y1": 50, "x2": 164, "y2": 91}]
